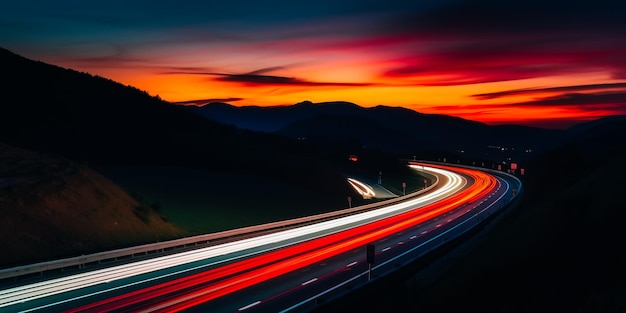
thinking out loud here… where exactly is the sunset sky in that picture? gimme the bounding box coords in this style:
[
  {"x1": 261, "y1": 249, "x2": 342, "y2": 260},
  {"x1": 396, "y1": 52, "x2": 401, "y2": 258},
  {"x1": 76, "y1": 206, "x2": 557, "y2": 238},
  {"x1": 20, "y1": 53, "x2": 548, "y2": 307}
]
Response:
[{"x1": 2, "y1": 0, "x2": 625, "y2": 129}]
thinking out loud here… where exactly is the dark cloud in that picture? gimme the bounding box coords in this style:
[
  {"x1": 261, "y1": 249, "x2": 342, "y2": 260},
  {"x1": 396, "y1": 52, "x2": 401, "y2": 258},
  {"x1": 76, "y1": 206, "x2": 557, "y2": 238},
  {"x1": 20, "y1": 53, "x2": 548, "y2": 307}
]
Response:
[
  {"x1": 515, "y1": 92, "x2": 626, "y2": 108},
  {"x1": 162, "y1": 66, "x2": 374, "y2": 87},
  {"x1": 245, "y1": 66, "x2": 289, "y2": 76},
  {"x1": 383, "y1": 0, "x2": 626, "y2": 37},
  {"x1": 160, "y1": 66, "x2": 216, "y2": 74},
  {"x1": 427, "y1": 91, "x2": 626, "y2": 113},
  {"x1": 174, "y1": 98, "x2": 243, "y2": 106},
  {"x1": 374, "y1": 0, "x2": 626, "y2": 85},
  {"x1": 472, "y1": 83, "x2": 626, "y2": 100},
  {"x1": 210, "y1": 70, "x2": 372, "y2": 87}
]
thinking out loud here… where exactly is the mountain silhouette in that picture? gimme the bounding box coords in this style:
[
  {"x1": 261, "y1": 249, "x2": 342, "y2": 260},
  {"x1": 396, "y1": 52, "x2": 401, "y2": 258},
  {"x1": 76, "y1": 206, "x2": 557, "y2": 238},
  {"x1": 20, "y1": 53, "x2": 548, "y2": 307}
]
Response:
[
  {"x1": 187, "y1": 101, "x2": 565, "y2": 163},
  {"x1": 0, "y1": 48, "x2": 359, "y2": 196}
]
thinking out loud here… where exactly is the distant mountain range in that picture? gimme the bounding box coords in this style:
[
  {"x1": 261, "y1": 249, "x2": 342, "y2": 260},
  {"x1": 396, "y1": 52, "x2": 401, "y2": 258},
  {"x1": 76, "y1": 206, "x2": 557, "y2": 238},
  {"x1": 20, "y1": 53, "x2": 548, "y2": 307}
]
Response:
[
  {"x1": 185, "y1": 101, "x2": 570, "y2": 163},
  {"x1": 3, "y1": 44, "x2": 624, "y2": 173}
]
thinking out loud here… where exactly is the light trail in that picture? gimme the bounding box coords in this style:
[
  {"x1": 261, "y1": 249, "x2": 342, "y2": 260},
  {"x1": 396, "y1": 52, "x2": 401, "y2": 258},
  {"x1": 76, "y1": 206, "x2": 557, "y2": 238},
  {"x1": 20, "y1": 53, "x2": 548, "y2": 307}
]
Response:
[
  {"x1": 62, "y1": 164, "x2": 497, "y2": 313},
  {"x1": 281, "y1": 173, "x2": 511, "y2": 313},
  {"x1": 0, "y1": 165, "x2": 463, "y2": 309},
  {"x1": 347, "y1": 178, "x2": 376, "y2": 199}
]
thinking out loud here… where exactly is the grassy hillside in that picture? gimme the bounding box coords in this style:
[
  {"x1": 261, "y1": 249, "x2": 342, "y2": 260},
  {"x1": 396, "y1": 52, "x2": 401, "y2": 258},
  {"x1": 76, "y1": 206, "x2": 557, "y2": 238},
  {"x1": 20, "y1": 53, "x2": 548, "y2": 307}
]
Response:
[{"x1": 0, "y1": 143, "x2": 188, "y2": 268}]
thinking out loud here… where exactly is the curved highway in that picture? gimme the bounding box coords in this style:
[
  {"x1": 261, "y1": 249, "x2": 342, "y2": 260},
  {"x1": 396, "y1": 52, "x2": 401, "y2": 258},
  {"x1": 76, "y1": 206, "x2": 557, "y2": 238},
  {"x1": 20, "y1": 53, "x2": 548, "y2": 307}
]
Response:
[{"x1": 0, "y1": 162, "x2": 521, "y2": 313}]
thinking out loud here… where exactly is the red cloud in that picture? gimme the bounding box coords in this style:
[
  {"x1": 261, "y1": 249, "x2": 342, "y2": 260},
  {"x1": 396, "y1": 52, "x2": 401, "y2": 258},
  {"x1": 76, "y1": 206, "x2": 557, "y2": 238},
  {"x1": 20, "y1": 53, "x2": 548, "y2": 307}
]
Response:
[
  {"x1": 472, "y1": 83, "x2": 626, "y2": 100},
  {"x1": 379, "y1": 37, "x2": 626, "y2": 86}
]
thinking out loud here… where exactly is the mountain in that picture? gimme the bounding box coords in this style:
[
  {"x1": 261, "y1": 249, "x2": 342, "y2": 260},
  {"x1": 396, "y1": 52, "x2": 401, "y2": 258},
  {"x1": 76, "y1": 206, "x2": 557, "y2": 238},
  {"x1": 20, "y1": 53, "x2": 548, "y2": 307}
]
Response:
[
  {"x1": 0, "y1": 47, "x2": 359, "y2": 198},
  {"x1": 186, "y1": 101, "x2": 564, "y2": 163},
  {"x1": 562, "y1": 115, "x2": 626, "y2": 157},
  {"x1": 276, "y1": 112, "x2": 427, "y2": 153},
  {"x1": 0, "y1": 47, "x2": 227, "y2": 167}
]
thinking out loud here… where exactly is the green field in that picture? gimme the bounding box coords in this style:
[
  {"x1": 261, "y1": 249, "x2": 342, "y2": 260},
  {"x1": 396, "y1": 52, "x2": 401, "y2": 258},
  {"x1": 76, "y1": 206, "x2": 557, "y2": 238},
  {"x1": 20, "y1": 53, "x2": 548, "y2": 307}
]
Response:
[
  {"x1": 98, "y1": 166, "x2": 349, "y2": 234},
  {"x1": 98, "y1": 164, "x2": 429, "y2": 235}
]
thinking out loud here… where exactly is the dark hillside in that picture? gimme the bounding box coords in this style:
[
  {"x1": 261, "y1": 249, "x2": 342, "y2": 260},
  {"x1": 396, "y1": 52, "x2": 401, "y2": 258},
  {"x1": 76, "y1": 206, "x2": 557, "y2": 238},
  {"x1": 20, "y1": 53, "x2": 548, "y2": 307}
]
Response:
[
  {"x1": 315, "y1": 118, "x2": 626, "y2": 312},
  {"x1": 276, "y1": 113, "x2": 426, "y2": 154},
  {"x1": 0, "y1": 47, "x2": 233, "y2": 166},
  {"x1": 0, "y1": 47, "x2": 356, "y2": 198},
  {"x1": 0, "y1": 143, "x2": 187, "y2": 268}
]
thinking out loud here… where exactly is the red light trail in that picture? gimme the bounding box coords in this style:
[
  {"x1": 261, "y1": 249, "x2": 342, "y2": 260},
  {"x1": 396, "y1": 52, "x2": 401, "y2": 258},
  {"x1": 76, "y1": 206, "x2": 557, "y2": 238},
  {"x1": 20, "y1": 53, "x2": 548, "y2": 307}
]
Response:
[{"x1": 65, "y1": 164, "x2": 496, "y2": 313}]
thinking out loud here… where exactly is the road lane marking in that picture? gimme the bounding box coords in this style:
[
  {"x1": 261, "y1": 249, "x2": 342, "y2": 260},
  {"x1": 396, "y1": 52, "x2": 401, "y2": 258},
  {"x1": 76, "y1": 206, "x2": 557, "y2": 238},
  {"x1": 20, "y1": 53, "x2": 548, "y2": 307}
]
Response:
[
  {"x1": 239, "y1": 300, "x2": 261, "y2": 311},
  {"x1": 301, "y1": 278, "x2": 318, "y2": 286}
]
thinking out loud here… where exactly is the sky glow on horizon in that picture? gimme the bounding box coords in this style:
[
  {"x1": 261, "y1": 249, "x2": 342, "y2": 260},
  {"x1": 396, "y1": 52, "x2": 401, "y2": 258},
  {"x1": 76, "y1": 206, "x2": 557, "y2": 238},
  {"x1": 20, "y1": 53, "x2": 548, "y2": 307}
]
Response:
[{"x1": 2, "y1": 0, "x2": 625, "y2": 129}]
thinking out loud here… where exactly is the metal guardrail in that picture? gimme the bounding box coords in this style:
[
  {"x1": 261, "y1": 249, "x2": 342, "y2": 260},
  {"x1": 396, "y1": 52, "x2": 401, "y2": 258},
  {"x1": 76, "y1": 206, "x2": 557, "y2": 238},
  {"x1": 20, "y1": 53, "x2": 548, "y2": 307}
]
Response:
[{"x1": 0, "y1": 168, "x2": 440, "y2": 281}]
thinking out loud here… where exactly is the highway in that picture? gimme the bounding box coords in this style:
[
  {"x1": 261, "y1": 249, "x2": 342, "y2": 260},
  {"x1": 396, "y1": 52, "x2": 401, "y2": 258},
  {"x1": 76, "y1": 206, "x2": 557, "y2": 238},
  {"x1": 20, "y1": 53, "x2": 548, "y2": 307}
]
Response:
[{"x1": 0, "y1": 162, "x2": 521, "y2": 313}]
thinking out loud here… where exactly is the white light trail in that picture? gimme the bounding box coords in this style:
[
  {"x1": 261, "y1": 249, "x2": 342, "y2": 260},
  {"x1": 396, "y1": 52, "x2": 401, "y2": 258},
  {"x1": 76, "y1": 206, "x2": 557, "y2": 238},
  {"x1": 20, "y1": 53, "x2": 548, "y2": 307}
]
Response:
[
  {"x1": 238, "y1": 300, "x2": 261, "y2": 311},
  {"x1": 301, "y1": 278, "x2": 318, "y2": 286},
  {"x1": 0, "y1": 165, "x2": 464, "y2": 309},
  {"x1": 347, "y1": 178, "x2": 376, "y2": 199}
]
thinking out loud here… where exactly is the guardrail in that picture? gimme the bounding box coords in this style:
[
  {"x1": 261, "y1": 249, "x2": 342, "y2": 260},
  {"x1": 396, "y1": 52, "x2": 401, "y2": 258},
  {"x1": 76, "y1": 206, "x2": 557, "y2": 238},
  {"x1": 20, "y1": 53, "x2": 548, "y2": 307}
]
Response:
[{"x1": 0, "y1": 167, "x2": 440, "y2": 281}]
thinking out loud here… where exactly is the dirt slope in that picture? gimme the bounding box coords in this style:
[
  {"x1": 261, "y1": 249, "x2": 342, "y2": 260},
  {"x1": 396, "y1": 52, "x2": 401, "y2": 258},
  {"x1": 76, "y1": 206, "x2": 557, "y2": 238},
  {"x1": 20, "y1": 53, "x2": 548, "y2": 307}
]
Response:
[{"x1": 0, "y1": 143, "x2": 188, "y2": 268}]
